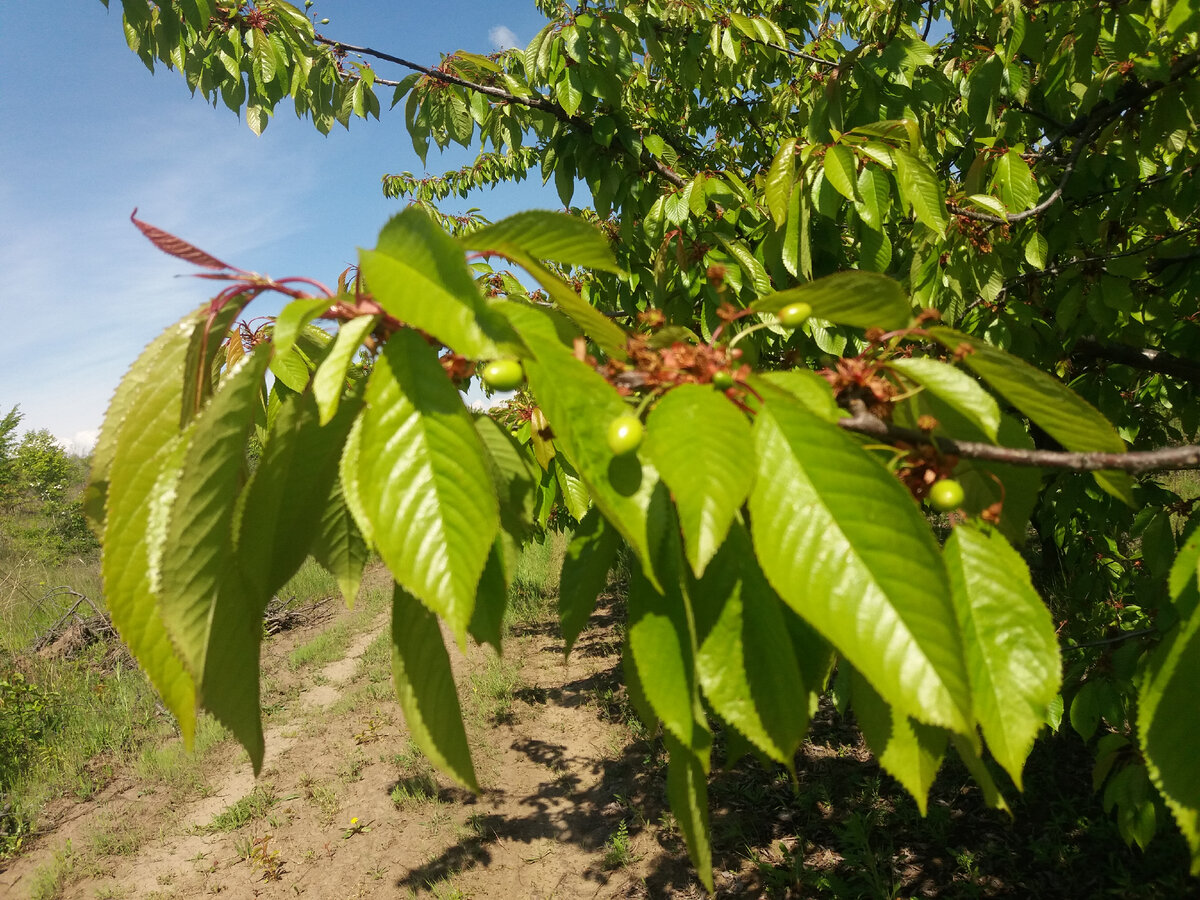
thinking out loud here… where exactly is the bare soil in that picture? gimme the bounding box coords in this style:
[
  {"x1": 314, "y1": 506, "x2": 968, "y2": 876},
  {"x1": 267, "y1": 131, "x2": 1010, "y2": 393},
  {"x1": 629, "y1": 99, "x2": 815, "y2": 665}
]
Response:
[{"x1": 0, "y1": 591, "x2": 703, "y2": 899}]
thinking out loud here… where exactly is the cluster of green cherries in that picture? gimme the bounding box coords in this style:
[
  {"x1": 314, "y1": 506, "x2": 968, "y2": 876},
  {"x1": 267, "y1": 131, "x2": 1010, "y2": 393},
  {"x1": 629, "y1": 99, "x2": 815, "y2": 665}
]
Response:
[{"x1": 478, "y1": 300, "x2": 964, "y2": 510}]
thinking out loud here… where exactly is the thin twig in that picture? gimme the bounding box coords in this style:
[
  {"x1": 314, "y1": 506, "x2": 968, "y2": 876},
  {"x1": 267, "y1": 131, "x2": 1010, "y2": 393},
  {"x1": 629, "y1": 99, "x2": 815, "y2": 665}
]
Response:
[{"x1": 1063, "y1": 628, "x2": 1158, "y2": 653}]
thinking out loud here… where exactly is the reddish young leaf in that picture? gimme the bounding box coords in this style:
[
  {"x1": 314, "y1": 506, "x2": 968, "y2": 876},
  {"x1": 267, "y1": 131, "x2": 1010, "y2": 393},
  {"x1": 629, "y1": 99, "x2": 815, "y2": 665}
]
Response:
[{"x1": 130, "y1": 208, "x2": 236, "y2": 271}]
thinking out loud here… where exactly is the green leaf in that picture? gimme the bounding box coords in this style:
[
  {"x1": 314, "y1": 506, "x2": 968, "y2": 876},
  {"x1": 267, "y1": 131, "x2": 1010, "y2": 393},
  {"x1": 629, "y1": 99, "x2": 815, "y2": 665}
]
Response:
[
  {"x1": 273, "y1": 297, "x2": 332, "y2": 357},
  {"x1": 944, "y1": 523, "x2": 1062, "y2": 789},
  {"x1": 390, "y1": 583, "x2": 479, "y2": 792},
  {"x1": 359, "y1": 208, "x2": 520, "y2": 359},
  {"x1": 766, "y1": 138, "x2": 797, "y2": 229},
  {"x1": 894, "y1": 147, "x2": 949, "y2": 237},
  {"x1": 558, "y1": 505, "x2": 620, "y2": 656},
  {"x1": 992, "y1": 149, "x2": 1038, "y2": 212},
  {"x1": 855, "y1": 165, "x2": 889, "y2": 231},
  {"x1": 717, "y1": 236, "x2": 771, "y2": 297},
  {"x1": 889, "y1": 357, "x2": 1001, "y2": 441},
  {"x1": 664, "y1": 732, "x2": 714, "y2": 894},
  {"x1": 693, "y1": 523, "x2": 809, "y2": 765},
  {"x1": 501, "y1": 303, "x2": 664, "y2": 588},
  {"x1": 627, "y1": 541, "x2": 710, "y2": 756},
  {"x1": 86, "y1": 305, "x2": 208, "y2": 532},
  {"x1": 753, "y1": 271, "x2": 911, "y2": 331},
  {"x1": 356, "y1": 329, "x2": 499, "y2": 641},
  {"x1": 554, "y1": 454, "x2": 591, "y2": 520},
  {"x1": 312, "y1": 315, "x2": 376, "y2": 425},
  {"x1": 213, "y1": 389, "x2": 357, "y2": 770},
  {"x1": 1139, "y1": 605, "x2": 1200, "y2": 874},
  {"x1": 269, "y1": 344, "x2": 314, "y2": 392},
  {"x1": 473, "y1": 415, "x2": 537, "y2": 545},
  {"x1": 1024, "y1": 231, "x2": 1049, "y2": 269},
  {"x1": 953, "y1": 734, "x2": 1012, "y2": 814},
  {"x1": 1142, "y1": 511, "x2": 1177, "y2": 580},
  {"x1": 99, "y1": 308, "x2": 208, "y2": 747},
  {"x1": 1169, "y1": 528, "x2": 1200, "y2": 602},
  {"x1": 494, "y1": 255, "x2": 627, "y2": 359},
  {"x1": 462, "y1": 210, "x2": 622, "y2": 273},
  {"x1": 749, "y1": 394, "x2": 972, "y2": 734},
  {"x1": 929, "y1": 328, "x2": 1133, "y2": 504},
  {"x1": 313, "y1": 476, "x2": 370, "y2": 608},
  {"x1": 643, "y1": 384, "x2": 754, "y2": 577},
  {"x1": 157, "y1": 347, "x2": 269, "y2": 687},
  {"x1": 823, "y1": 144, "x2": 859, "y2": 202},
  {"x1": 555, "y1": 67, "x2": 583, "y2": 116},
  {"x1": 468, "y1": 541, "x2": 510, "y2": 652},
  {"x1": 849, "y1": 667, "x2": 947, "y2": 813}
]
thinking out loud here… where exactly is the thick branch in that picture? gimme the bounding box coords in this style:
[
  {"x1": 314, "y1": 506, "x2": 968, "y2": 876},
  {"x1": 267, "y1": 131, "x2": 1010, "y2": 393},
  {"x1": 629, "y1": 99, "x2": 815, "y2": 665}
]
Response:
[
  {"x1": 838, "y1": 412, "x2": 1200, "y2": 474},
  {"x1": 1072, "y1": 337, "x2": 1200, "y2": 387}
]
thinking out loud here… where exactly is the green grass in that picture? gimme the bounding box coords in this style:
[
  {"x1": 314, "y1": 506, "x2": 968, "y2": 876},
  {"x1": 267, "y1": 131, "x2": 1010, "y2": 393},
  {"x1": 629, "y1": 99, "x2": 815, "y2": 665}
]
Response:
[
  {"x1": 277, "y1": 555, "x2": 341, "y2": 603},
  {"x1": 203, "y1": 783, "x2": 279, "y2": 833},
  {"x1": 0, "y1": 556, "x2": 104, "y2": 655},
  {"x1": 505, "y1": 530, "x2": 569, "y2": 628},
  {"x1": 287, "y1": 584, "x2": 389, "y2": 671},
  {"x1": 135, "y1": 714, "x2": 229, "y2": 798}
]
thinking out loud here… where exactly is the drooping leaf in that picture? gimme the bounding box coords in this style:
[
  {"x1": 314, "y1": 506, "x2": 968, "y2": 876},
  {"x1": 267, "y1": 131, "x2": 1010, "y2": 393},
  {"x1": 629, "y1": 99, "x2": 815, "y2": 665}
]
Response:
[
  {"x1": 692, "y1": 522, "x2": 809, "y2": 766},
  {"x1": 643, "y1": 384, "x2": 754, "y2": 577},
  {"x1": 554, "y1": 454, "x2": 591, "y2": 520},
  {"x1": 627, "y1": 545, "x2": 710, "y2": 757},
  {"x1": 766, "y1": 137, "x2": 797, "y2": 228},
  {"x1": 462, "y1": 210, "x2": 621, "y2": 272},
  {"x1": 930, "y1": 328, "x2": 1133, "y2": 504},
  {"x1": 356, "y1": 328, "x2": 499, "y2": 641},
  {"x1": 823, "y1": 144, "x2": 859, "y2": 202},
  {"x1": 889, "y1": 357, "x2": 1001, "y2": 441},
  {"x1": 558, "y1": 505, "x2": 621, "y2": 656},
  {"x1": 499, "y1": 256, "x2": 627, "y2": 359},
  {"x1": 468, "y1": 541, "x2": 510, "y2": 652},
  {"x1": 664, "y1": 732, "x2": 714, "y2": 894},
  {"x1": 944, "y1": 523, "x2": 1062, "y2": 788},
  {"x1": 359, "y1": 207, "x2": 520, "y2": 359},
  {"x1": 312, "y1": 314, "x2": 376, "y2": 425},
  {"x1": 501, "y1": 302, "x2": 664, "y2": 587},
  {"x1": 753, "y1": 271, "x2": 911, "y2": 336},
  {"x1": 312, "y1": 475, "x2": 370, "y2": 608},
  {"x1": 849, "y1": 667, "x2": 947, "y2": 813},
  {"x1": 390, "y1": 583, "x2": 479, "y2": 792},
  {"x1": 273, "y1": 297, "x2": 333, "y2": 357},
  {"x1": 749, "y1": 392, "x2": 972, "y2": 734},
  {"x1": 100, "y1": 309, "x2": 209, "y2": 747},
  {"x1": 157, "y1": 348, "x2": 269, "y2": 685},
  {"x1": 1139, "y1": 602, "x2": 1200, "y2": 873},
  {"x1": 473, "y1": 414, "x2": 538, "y2": 544},
  {"x1": 894, "y1": 147, "x2": 949, "y2": 237}
]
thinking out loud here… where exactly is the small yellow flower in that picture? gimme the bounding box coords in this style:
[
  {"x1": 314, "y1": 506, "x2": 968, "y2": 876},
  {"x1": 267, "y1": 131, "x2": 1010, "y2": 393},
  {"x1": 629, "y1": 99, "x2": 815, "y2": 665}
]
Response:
[{"x1": 350, "y1": 817, "x2": 359, "y2": 825}]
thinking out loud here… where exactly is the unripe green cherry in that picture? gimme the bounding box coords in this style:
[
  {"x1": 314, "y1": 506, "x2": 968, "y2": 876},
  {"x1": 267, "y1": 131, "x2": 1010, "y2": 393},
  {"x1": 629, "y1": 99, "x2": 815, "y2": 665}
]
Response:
[
  {"x1": 712, "y1": 370, "x2": 735, "y2": 390},
  {"x1": 480, "y1": 359, "x2": 524, "y2": 391},
  {"x1": 928, "y1": 478, "x2": 965, "y2": 512},
  {"x1": 607, "y1": 414, "x2": 644, "y2": 457},
  {"x1": 778, "y1": 302, "x2": 813, "y2": 328}
]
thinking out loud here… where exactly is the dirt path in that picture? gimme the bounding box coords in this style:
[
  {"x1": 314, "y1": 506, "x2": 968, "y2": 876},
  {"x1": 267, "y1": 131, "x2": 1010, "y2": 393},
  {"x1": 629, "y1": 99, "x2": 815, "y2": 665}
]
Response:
[{"x1": 0, "y1": 596, "x2": 703, "y2": 899}]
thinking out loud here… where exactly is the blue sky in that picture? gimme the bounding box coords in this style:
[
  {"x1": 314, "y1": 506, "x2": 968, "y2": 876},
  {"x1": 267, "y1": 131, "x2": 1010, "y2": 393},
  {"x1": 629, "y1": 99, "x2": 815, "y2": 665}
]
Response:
[{"x1": 0, "y1": 2, "x2": 559, "y2": 451}]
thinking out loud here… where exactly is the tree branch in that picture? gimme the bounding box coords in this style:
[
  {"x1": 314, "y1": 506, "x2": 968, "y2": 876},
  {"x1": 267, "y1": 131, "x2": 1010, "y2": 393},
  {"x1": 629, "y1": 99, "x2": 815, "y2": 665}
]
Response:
[
  {"x1": 1071, "y1": 337, "x2": 1200, "y2": 387},
  {"x1": 950, "y1": 49, "x2": 1200, "y2": 225},
  {"x1": 837, "y1": 412, "x2": 1200, "y2": 474}
]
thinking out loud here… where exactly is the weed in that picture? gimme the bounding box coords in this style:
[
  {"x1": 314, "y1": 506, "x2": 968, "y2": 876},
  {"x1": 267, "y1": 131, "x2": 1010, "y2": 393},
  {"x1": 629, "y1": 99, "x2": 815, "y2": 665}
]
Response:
[
  {"x1": 299, "y1": 774, "x2": 339, "y2": 826},
  {"x1": 390, "y1": 774, "x2": 439, "y2": 808},
  {"x1": 342, "y1": 816, "x2": 372, "y2": 839},
  {"x1": 247, "y1": 833, "x2": 286, "y2": 881},
  {"x1": 94, "y1": 886, "x2": 129, "y2": 900},
  {"x1": 204, "y1": 783, "x2": 278, "y2": 833},
  {"x1": 87, "y1": 818, "x2": 148, "y2": 857},
  {"x1": 602, "y1": 821, "x2": 638, "y2": 870},
  {"x1": 467, "y1": 650, "x2": 521, "y2": 725},
  {"x1": 28, "y1": 838, "x2": 76, "y2": 900},
  {"x1": 338, "y1": 748, "x2": 368, "y2": 783}
]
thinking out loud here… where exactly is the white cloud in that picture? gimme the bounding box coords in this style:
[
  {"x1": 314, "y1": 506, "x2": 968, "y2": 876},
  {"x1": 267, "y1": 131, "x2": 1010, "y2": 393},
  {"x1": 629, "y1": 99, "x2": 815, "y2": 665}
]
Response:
[{"x1": 488, "y1": 25, "x2": 519, "y2": 50}]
